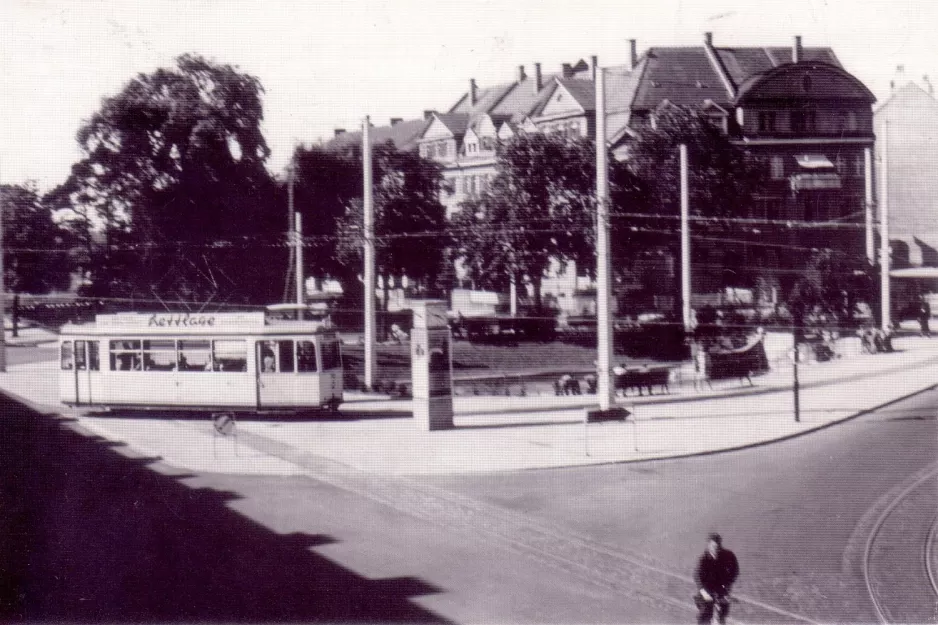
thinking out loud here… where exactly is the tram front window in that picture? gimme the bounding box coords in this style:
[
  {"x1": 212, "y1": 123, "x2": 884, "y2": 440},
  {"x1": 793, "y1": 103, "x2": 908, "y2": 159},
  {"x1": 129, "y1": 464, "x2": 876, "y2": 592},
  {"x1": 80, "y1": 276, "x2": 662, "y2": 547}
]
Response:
[
  {"x1": 61, "y1": 341, "x2": 74, "y2": 370},
  {"x1": 297, "y1": 341, "x2": 318, "y2": 372}
]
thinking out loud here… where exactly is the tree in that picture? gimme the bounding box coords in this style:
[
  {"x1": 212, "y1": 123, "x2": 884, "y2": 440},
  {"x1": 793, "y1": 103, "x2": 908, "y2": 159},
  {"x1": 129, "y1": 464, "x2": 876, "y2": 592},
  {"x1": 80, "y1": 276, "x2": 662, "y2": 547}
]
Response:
[
  {"x1": 788, "y1": 248, "x2": 876, "y2": 328},
  {"x1": 452, "y1": 131, "x2": 643, "y2": 310},
  {"x1": 49, "y1": 54, "x2": 283, "y2": 304},
  {"x1": 0, "y1": 183, "x2": 73, "y2": 294},
  {"x1": 334, "y1": 143, "x2": 448, "y2": 310},
  {"x1": 626, "y1": 105, "x2": 768, "y2": 310}
]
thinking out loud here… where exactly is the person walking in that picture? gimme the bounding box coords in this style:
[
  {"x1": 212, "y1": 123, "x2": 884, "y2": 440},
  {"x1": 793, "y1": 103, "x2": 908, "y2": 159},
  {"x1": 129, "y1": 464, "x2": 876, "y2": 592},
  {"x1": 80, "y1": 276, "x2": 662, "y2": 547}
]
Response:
[
  {"x1": 919, "y1": 296, "x2": 931, "y2": 337},
  {"x1": 694, "y1": 533, "x2": 739, "y2": 625}
]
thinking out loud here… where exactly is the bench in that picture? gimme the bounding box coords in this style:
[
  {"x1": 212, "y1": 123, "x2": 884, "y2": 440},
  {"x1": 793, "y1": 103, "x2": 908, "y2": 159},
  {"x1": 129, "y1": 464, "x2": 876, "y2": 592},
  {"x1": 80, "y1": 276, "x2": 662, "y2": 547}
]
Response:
[{"x1": 614, "y1": 367, "x2": 670, "y2": 396}]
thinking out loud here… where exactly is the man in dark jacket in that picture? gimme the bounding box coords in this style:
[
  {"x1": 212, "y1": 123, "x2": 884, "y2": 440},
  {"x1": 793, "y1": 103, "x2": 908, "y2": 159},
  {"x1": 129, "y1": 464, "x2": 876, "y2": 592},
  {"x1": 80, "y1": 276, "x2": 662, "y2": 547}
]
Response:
[{"x1": 694, "y1": 533, "x2": 739, "y2": 624}]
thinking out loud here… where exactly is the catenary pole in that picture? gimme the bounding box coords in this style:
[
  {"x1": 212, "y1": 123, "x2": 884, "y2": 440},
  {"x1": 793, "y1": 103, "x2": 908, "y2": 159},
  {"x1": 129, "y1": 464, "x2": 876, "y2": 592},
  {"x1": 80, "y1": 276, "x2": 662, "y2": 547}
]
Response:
[
  {"x1": 363, "y1": 117, "x2": 376, "y2": 391},
  {"x1": 880, "y1": 121, "x2": 891, "y2": 332},
  {"x1": 594, "y1": 60, "x2": 615, "y2": 411},
  {"x1": 680, "y1": 144, "x2": 692, "y2": 332},
  {"x1": 864, "y1": 147, "x2": 875, "y2": 264},
  {"x1": 295, "y1": 213, "x2": 304, "y2": 318}
]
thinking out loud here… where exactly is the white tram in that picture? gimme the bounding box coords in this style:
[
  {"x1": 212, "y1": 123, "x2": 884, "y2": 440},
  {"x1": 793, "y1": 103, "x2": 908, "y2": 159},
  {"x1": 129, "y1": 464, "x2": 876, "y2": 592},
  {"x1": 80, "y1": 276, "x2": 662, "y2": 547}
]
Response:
[{"x1": 59, "y1": 310, "x2": 343, "y2": 413}]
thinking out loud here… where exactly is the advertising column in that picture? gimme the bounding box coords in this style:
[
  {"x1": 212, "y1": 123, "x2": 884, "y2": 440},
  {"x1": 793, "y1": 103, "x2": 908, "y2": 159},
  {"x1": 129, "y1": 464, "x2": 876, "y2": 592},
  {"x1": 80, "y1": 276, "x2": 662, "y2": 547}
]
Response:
[{"x1": 410, "y1": 300, "x2": 454, "y2": 430}]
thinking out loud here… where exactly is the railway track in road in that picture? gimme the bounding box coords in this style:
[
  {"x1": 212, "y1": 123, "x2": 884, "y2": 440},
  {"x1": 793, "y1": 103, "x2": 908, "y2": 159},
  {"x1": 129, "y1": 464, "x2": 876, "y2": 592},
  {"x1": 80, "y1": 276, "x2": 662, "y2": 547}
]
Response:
[
  {"x1": 224, "y1": 425, "x2": 821, "y2": 624},
  {"x1": 863, "y1": 466, "x2": 938, "y2": 624}
]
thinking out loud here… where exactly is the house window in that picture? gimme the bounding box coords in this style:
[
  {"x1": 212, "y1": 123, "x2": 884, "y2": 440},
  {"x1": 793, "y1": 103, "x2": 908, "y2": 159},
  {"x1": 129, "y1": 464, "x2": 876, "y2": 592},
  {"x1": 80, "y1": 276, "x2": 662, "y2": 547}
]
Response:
[
  {"x1": 468, "y1": 175, "x2": 476, "y2": 196},
  {"x1": 790, "y1": 110, "x2": 816, "y2": 133},
  {"x1": 758, "y1": 111, "x2": 776, "y2": 132},
  {"x1": 847, "y1": 111, "x2": 858, "y2": 132},
  {"x1": 834, "y1": 154, "x2": 846, "y2": 175},
  {"x1": 437, "y1": 142, "x2": 447, "y2": 157},
  {"x1": 481, "y1": 137, "x2": 494, "y2": 150},
  {"x1": 854, "y1": 154, "x2": 866, "y2": 177},
  {"x1": 770, "y1": 156, "x2": 785, "y2": 179}
]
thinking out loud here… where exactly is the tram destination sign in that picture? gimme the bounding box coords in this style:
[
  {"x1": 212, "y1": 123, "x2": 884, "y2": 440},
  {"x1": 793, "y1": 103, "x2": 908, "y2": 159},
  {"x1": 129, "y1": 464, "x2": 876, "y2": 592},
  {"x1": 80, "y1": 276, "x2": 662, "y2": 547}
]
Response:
[{"x1": 95, "y1": 312, "x2": 266, "y2": 329}]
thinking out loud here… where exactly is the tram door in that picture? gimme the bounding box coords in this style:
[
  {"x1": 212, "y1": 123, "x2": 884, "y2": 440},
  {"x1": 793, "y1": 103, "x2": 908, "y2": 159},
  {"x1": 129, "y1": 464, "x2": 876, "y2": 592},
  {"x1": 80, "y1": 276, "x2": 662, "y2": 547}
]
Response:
[
  {"x1": 73, "y1": 340, "x2": 99, "y2": 405},
  {"x1": 256, "y1": 340, "x2": 295, "y2": 407}
]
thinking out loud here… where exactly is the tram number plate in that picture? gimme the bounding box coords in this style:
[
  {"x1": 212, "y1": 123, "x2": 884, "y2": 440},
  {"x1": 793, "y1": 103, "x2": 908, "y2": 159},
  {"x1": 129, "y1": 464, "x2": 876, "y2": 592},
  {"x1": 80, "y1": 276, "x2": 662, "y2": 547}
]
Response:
[{"x1": 213, "y1": 412, "x2": 236, "y2": 436}]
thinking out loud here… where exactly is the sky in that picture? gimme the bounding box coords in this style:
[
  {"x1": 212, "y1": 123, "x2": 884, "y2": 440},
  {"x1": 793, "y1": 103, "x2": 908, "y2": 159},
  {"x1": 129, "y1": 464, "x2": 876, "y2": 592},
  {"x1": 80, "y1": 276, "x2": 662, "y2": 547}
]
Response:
[{"x1": 2, "y1": 0, "x2": 937, "y2": 192}]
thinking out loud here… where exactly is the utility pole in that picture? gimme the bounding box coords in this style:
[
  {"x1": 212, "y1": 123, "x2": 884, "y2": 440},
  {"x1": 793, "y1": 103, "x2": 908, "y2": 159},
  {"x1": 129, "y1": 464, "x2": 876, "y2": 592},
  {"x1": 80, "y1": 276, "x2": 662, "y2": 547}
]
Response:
[
  {"x1": 593, "y1": 59, "x2": 615, "y2": 411},
  {"x1": 295, "y1": 213, "x2": 304, "y2": 319},
  {"x1": 864, "y1": 147, "x2": 875, "y2": 264},
  {"x1": 283, "y1": 151, "x2": 297, "y2": 304},
  {"x1": 880, "y1": 121, "x2": 891, "y2": 332},
  {"x1": 363, "y1": 117, "x2": 376, "y2": 391},
  {"x1": 680, "y1": 144, "x2": 692, "y2": 333}
]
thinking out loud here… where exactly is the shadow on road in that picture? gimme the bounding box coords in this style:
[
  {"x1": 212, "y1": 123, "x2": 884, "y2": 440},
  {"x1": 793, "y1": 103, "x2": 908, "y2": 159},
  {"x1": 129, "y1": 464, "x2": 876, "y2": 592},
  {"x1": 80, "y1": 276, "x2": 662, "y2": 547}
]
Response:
[{"x1": 0, "y1": 395, "x2": 448, "y2": 623}]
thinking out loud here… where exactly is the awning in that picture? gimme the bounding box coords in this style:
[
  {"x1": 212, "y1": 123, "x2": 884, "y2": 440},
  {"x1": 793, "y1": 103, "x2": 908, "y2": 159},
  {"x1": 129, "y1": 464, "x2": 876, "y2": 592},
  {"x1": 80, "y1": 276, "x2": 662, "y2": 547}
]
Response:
[
  {"x1": 890, "y1": 267, "x2": 938, "y2": 278},
  {"x1": 795, "y1": 154, "x2": 835, "y2": 169}
]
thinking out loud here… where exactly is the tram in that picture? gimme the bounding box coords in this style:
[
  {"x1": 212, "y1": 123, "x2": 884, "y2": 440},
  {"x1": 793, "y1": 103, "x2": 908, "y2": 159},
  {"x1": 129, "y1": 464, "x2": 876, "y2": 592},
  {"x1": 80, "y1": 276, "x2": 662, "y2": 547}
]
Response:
[{"x1": 59, "y1": 308, "x2": 343, "y2": 413}]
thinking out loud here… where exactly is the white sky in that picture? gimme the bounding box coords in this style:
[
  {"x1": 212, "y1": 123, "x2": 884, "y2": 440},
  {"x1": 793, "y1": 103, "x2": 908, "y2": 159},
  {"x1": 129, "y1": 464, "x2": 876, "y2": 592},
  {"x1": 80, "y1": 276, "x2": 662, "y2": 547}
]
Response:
[{"x1": 2, "y1": 0, "x2": 937, "y2": 191}]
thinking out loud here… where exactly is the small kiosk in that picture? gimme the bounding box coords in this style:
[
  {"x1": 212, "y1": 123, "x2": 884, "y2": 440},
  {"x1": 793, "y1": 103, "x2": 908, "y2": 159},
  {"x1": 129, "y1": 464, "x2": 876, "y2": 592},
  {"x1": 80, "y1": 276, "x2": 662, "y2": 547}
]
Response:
[{"x1": 410, "y1": 300, "x2": 454, "y2": 430}]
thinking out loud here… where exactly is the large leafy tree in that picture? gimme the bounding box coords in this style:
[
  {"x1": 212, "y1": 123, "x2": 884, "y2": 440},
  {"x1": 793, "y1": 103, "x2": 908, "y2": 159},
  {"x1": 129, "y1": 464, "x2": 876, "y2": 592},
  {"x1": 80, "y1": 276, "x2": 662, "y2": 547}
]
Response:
[
  {"x1": 626, "y1": 105, "x2": 768, "y2": 311},
  {"x1": 0, "y1": 183, "x2": 73, "y2": 294},
  {"x1": 333, "y1": 142, "x2": 448, "y2": 308},
  {"x1": 451, "y1": 132, "x2": 640, "y2": 310},
  {"x1": 49, "y1": 54, "x2": 283, "y2": 304},
  {"x1": 788, "y1": 248, "x2": 876, "y2": 328}
]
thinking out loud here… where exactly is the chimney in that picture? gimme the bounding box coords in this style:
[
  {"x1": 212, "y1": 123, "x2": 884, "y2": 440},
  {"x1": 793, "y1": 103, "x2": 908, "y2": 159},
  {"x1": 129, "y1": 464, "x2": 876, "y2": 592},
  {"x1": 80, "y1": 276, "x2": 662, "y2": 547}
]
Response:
[
  {"x1": 423, "y1": 109, "x2": 435, "y2": 120},
  {"x1": 562, "y1": 63, "x2": 574, "y2": 78},
  {"x1": 704, "y1": 32, "x2": 713, "y2": 47},
  {"x1": 518, "y1": 65, "x2": 526, "y2": 82},
  {"x1": 925, "y1": 75, "x2": 934, "y2": 96},
  {"x1": 390, "y1": 117, "x2": 403, "y2": 126},
  {"x1": 591, "y1": 55, "x2": 598, "y2": 81},
  {"x1": 469, "y1": 78, "x2": 478, "y2": 106},
  {"x1": 629, "y1": 38, "x2": 638, "y2": 69},
  {"x1": 534, "y1": 62, "x2": 543, "y2": 93},
  {"x1": 792, "y1": 35, "x2": 802, "y2": 63},
  {"x1": 333, "y1": 128, "x2": 346, "y2": 137}
]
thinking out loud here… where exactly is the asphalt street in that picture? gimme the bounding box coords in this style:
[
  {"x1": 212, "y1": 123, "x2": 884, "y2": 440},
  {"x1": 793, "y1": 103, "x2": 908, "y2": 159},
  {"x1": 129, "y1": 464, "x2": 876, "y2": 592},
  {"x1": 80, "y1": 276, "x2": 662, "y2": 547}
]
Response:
[{"x1": 426, "y1": 385, "x2": 938, "y2": 623}]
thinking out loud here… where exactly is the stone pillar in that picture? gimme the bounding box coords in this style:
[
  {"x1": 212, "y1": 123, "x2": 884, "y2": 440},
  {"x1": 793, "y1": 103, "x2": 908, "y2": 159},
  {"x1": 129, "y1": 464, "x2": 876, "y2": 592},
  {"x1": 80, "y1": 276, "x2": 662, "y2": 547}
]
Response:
[{"x1": 410, "y1": 300, "x2": 454, "y2": 430}]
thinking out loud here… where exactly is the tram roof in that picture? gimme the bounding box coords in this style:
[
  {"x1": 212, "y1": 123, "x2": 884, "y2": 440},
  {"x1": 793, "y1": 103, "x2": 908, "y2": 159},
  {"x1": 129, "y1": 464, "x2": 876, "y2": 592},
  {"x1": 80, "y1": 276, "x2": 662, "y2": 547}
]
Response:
[{"x1": 60, "y1": 311, "x2": 336, "y2": 336}]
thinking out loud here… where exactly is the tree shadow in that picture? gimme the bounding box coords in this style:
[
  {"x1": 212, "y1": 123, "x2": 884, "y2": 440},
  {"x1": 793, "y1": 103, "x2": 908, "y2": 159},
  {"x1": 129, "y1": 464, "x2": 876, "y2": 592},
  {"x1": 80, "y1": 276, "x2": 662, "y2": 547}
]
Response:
[{"x1": 0, "y1": 395, "x2": 449, "y2": 623}]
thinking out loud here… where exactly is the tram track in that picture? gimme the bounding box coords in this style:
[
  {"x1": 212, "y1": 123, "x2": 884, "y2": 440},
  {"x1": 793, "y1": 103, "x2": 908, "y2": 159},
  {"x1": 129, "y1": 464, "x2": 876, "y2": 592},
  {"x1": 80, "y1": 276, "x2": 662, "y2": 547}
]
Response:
[{"x1": 862, "y1": 466, "x2": 938, "y2": 624}]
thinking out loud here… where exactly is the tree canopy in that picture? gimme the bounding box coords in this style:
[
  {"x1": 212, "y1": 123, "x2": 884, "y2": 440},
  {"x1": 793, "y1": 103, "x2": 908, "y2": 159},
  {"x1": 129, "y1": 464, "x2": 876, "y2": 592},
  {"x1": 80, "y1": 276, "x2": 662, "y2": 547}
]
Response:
[
  {"x1": 0, "y1": 183, "x2": 73, "y2": 294},
  {"x1": 451, "y1": 132, "x2": 641, "y2": 309},
  {"x1": 48, "y1": 54, "x2": 283, "y2": 303}
]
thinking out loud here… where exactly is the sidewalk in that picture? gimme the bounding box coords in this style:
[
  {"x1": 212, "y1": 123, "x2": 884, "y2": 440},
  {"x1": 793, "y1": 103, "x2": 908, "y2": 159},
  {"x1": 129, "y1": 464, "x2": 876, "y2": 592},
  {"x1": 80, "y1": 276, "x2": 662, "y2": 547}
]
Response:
[{"x1": 2, "y1": 336, "x2": 937, "y2": 476}]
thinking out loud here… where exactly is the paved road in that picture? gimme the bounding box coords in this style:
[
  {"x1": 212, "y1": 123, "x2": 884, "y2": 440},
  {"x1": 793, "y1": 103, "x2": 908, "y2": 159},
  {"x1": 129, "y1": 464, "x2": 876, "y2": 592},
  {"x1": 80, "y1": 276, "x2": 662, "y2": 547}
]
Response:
[
  {"x1": 426, "y1": 385, "x2": 938, "y2": 623},
  {"x1": 0, "y1": 392, "x2": 674, "y2": 623}
]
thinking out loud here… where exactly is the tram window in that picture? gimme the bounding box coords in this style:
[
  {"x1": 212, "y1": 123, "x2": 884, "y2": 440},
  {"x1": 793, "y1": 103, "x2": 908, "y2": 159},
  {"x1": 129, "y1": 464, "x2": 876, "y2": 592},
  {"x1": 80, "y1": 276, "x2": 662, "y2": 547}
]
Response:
[
  {"x1": 212, "y1": 340, "x2": 246, "y2": 372},
  {"x1": 278, "y1": 341, "x2": 294, "y2": 373},
  {"x1": 88, "y1": 341, "x2": 100, "y2": 371},
  {"x1": 75, "y1": 341, "x2": 87, "y2": 370},
  {"x1": 178, "y1": 340, "x2": 211, "y2": 372},
  {"x1": 297, "y1": 341, "x2": 318, "y2": 372},
  {"x1": 143, "y1": 339, "x2": 176, "y2": 371},
  {"x1": 109, "y1": 339, "x2": 142, "y2": 371},
  {"x1": 61, "y1": 341, "x2": 74, "y2": 370},
  {"x1": 320, "y1": 341, "x2": 342, "y2": 370}
]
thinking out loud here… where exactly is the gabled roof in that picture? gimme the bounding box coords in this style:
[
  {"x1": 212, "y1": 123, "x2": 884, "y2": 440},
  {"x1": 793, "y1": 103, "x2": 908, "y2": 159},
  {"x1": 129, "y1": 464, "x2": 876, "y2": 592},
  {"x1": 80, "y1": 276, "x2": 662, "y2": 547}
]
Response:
[
  {"x1": 556, "y1": 78, "x2": 596, "y2": 109},
  {"x1": 875, "y1": 80, "x2": 938, "y2": 114},
  {"x1": 431, "y1": 112, "x2": 470, "y2": 138},
  {"x1": 326, "y1": 117, "x2": 431, "y2": 152},
  {"x1": 633, "y1": 45, "x2": 842, "y2": 110}
]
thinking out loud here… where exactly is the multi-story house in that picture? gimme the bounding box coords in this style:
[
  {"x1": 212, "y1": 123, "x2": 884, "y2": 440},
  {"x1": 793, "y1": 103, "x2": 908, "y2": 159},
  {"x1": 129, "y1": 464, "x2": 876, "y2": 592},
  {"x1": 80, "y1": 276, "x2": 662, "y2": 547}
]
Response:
[
  {"x1": 873, "y1": 79, "x2": 938, "y2": 313},
  {"x1": 327, "y1": 33, "x2": 877, "y2": 315},
  {"x1": 629, "y1": 33, "x2": 876, "y2": 308}
]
